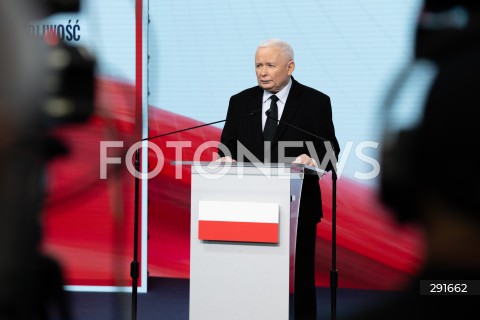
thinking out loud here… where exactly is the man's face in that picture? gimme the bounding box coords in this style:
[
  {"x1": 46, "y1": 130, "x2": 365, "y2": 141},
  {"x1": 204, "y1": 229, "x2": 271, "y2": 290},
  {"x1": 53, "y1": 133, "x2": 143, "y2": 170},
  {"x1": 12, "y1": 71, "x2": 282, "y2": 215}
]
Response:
[{"x1": 255, "y1": 46, "x2": 295, "y2": 93}]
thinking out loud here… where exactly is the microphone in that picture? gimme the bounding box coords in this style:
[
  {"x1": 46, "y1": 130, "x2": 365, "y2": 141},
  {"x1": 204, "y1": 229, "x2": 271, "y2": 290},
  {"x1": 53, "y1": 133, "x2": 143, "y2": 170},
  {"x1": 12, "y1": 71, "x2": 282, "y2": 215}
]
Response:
[
  {"x1": 266, "y1": 109, "x2": 339, "y2": 317},
  {"x1": 266, "y1": 108, "x2": 339, "y2": 318},
  {"x1": 265, "y1": 110, "x2": 338, "y2": 158},
  {"x1": 144, "y1": 108, "x2": 262, "y2": 141}
]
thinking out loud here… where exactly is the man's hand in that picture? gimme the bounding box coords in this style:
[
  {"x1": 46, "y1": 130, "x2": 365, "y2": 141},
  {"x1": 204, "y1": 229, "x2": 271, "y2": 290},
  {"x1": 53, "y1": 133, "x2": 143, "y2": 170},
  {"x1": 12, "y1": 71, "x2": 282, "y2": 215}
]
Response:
[
  {"x1": 214, "y1": 156, "x2": 237, "y2": 162},
  {"x1": 292, "y1": 154, "x2": 317, "y2": 167}
]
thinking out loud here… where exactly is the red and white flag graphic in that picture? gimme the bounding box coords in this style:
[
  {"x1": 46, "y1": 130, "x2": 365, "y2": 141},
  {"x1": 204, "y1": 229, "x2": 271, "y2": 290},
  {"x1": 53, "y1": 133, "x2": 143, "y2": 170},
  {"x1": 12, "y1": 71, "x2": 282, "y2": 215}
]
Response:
[{"x1": 198, "y1": 201, "x2": 279, "y2": 243}]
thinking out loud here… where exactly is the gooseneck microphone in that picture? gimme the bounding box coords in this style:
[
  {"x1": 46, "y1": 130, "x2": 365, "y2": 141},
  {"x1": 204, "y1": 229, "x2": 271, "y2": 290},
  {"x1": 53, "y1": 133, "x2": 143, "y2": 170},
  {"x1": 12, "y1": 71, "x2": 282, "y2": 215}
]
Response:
[
  {"x1": 265, "y1": 109, "x2": 338, "y2": 158},
  {"x1": 144, "y1": 108, "x2": 262, "y2": 141},
  {"x1": 130, "y1": 107, "x2": 261, "y2": 320},
  {"x1": 265, "y1": 109, "x2": 339, "y2": 320}
]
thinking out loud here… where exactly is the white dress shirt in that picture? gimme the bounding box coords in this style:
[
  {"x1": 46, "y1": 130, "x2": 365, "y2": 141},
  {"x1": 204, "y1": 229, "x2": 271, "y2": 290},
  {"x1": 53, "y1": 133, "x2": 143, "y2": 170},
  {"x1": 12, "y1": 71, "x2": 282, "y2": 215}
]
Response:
[{"x1": 261, "y1": 77, "x2": 293, "y2": 131}]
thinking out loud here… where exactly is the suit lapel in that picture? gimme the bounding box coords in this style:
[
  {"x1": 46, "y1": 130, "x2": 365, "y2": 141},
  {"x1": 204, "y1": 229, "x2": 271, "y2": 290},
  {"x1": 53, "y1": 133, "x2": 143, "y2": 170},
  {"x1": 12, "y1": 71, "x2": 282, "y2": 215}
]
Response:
[{"x1": 272, "y1": 78, "x2": 302, "y2": 142}]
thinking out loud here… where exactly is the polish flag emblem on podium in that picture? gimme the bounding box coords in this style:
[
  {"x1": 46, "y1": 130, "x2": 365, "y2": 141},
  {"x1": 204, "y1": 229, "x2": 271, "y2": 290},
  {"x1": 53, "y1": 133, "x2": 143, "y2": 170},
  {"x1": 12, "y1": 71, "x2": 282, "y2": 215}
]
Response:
[{"x1": 198, "y1": 201, "x2": 279, "y2": 243}]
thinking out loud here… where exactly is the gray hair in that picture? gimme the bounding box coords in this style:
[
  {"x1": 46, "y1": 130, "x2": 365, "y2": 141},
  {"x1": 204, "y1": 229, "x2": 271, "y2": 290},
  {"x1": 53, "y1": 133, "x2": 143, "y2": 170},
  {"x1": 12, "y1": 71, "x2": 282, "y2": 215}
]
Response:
[{"x1": 256, "y1": 39, "x2": 294, "y2": 61}]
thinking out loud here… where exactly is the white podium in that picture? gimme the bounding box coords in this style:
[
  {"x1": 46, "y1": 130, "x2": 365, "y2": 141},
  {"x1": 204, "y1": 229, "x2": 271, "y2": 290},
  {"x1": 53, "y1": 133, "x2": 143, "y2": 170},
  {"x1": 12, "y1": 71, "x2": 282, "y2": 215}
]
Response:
[{"x1": 174, "y1": 162, "x2": 324, "y2": 320}]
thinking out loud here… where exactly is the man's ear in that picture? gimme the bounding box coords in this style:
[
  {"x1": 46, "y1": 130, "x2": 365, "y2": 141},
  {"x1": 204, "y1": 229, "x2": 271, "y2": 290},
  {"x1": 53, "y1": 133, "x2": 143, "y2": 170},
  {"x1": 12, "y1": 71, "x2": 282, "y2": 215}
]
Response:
[{"x1": 288, "y1": 61, "x2": 295, "y2": 75}]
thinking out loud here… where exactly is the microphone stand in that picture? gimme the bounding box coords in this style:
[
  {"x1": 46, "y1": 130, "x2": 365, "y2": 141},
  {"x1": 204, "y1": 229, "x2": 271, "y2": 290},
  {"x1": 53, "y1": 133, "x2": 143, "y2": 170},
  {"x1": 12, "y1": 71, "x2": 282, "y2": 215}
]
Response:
[
  {"x1": 130, "y1": 109, "x2": 261, "y2": 320},
  {"x1": 266, "y1": 114, "x2": 338, "y2": 320},
  {"x1": 331, "y1": 169, "x2": 338, "y2": 320}
]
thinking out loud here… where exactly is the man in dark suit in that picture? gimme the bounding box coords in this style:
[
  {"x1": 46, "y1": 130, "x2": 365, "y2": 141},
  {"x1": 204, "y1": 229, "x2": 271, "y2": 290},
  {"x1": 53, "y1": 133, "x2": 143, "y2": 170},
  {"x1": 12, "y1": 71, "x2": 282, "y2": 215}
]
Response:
[{"x1": 217, "y1": 39, "x2": 340, "y2": 320}]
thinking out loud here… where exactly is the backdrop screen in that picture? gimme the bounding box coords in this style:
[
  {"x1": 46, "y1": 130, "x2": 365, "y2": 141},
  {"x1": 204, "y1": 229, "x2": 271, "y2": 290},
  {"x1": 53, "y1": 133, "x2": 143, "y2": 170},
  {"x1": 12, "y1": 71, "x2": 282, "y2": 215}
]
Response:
[{"x1": 40, "y1": 0, "x2": 427, "y2": 291}]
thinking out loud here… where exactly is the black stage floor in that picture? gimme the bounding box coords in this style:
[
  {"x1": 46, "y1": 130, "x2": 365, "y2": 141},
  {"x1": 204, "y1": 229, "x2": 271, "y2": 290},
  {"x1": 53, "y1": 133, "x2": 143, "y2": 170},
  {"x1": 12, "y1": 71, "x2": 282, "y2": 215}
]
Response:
[{"x1": 64, "y1": 277, "x2": 403, "y2": 320}]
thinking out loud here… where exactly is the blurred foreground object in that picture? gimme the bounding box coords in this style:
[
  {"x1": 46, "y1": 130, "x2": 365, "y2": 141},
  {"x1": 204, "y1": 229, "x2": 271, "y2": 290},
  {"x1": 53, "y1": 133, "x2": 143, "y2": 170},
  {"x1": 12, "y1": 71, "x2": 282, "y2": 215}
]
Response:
[
  {"x1": 341, "y1": 0, "x2": 480, "y2": 318},
  {"x1": 0, "y1": 0, "x2": 95, "y2": 319}
]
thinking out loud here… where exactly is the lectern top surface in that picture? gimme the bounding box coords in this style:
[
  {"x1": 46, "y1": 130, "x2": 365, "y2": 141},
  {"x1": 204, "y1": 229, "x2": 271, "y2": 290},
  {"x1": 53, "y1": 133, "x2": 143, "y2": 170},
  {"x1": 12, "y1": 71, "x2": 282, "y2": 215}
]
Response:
[{"x1": 171, "y1": 161, "x2": 325, "y2": 176}]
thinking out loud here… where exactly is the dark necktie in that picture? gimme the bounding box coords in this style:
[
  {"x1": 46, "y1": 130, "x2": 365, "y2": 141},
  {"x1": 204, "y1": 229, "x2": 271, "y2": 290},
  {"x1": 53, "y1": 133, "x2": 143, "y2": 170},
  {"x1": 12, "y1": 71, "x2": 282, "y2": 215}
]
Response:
[{"x1": 263, "y1": 95, "x2": 279, "y2": 141}]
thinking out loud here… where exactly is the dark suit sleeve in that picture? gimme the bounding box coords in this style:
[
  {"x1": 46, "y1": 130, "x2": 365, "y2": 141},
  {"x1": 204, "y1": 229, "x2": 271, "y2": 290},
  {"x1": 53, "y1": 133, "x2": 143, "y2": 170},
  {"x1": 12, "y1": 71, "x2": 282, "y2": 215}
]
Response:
[
  {"x1": 309, "y1": 94, "x2": 340, "y2": 172},
  {"x1": 283, "y1": 87, "x2": 339, "y2": 173},
  {"x1": 295, "y1": 89, "x2": 339, "y2": 224},
  {"x1": 218, "y1": 96, "x2": 238, "y2": 159}
]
